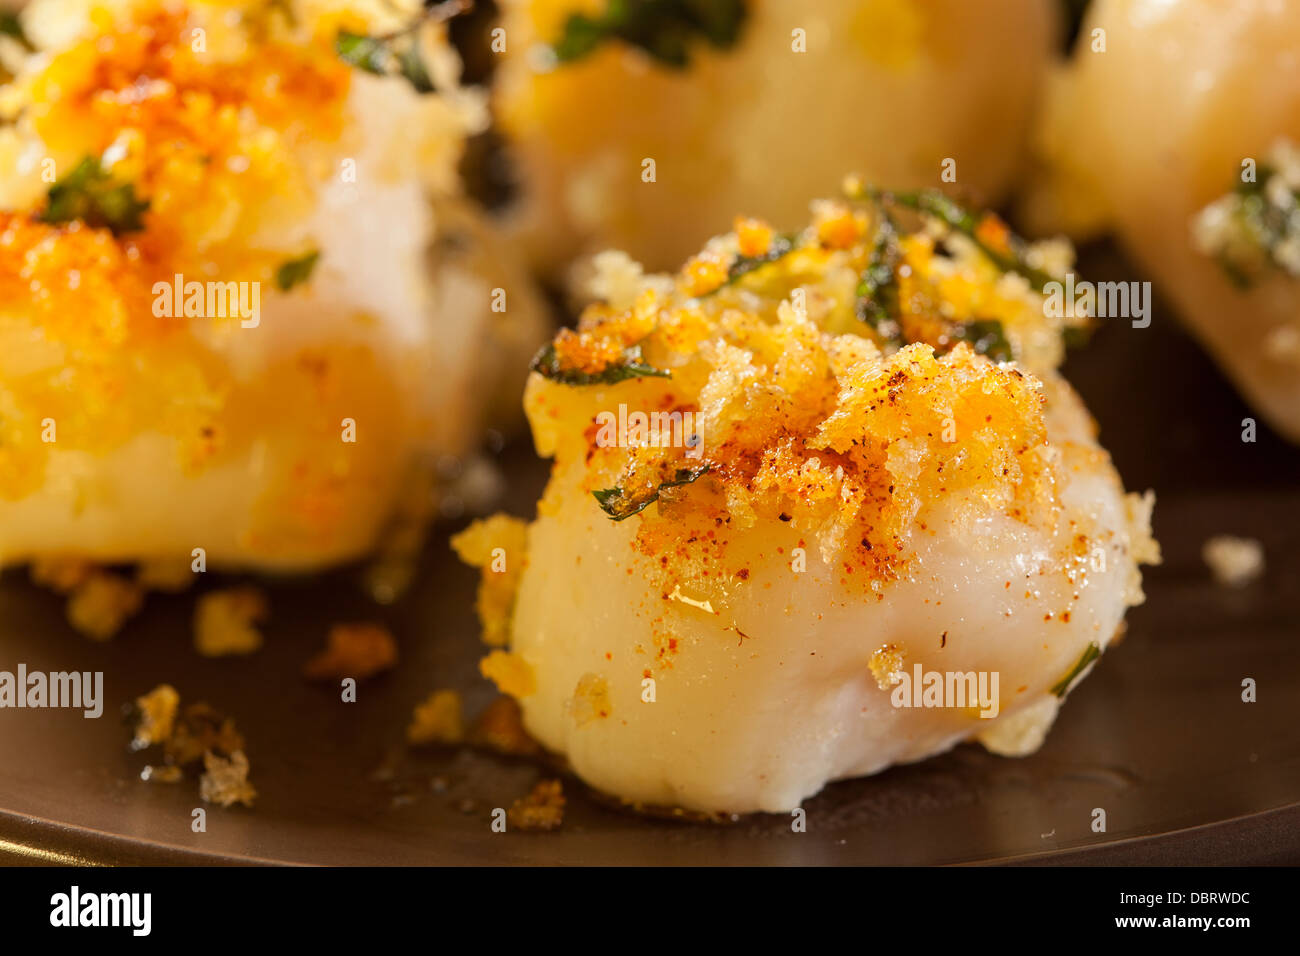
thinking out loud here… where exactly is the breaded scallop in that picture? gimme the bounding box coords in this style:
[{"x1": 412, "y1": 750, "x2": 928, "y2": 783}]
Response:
[
  {"x1": 0, "y1": 0, "x2": 545, "y2": 573},
  {"x1": 1022, "y1": 0, "x2": 1300, "y2": 441},
  {"x1": 460, "y1": 192, "x2": 1159, "y2": 813}
]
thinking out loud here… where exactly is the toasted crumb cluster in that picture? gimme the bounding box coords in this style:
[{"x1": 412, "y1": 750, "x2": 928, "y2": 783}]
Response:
[
  {"x1": 65, "y1": 570, "x2": 144, "y2": 641},
  {"x1": 0, "y1": 1, "x2": 354, "y2": 343},
  {"x1": 406, "y1": 689, "x2": 464, "y2": 746},
  {"x1": 303, "y1": 622, "x2": 398, "y2": 681},
  {"x1": 193, "y1": 587, "x2": 268, "y2": 657},
  {"x1": 130, "y1": 683, "x2": 256, "y2": 807},
  {"x1": 507, "y1": 778, "x2": 565, "y2": 832}
]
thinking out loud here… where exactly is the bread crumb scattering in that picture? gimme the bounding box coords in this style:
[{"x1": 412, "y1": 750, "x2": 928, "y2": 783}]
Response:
[
  {"x1": 469, "y1": 696, "x2": 541, "y2": 757},
  {"x1": 194, "y1": 587, "x2": 268, "y2": 657},
  {"x1": 450, "y1": 514, "x2": 530, "y2": 647},
  {"x1": 131, "y1": 684, "x2": 181, "y2": 750},
  {"x1": 406, "y1": 689, "x2": 464, "y2": 746},
  {"x1": 129, "y1": 684, "x2": 255, "y2": 808},
  {"x1": 199, "y1": 750, "x2": 258, "y2": 809},
  {"x1": 507, "y1": 779, "x2": 565, "y2": 832},
  {"x1": 1203, "y1": 535, "x2": 1265, "y2": 588},
  {"x1": 66, "y1": 571, "x2": 144, "y2": 641},
  {"x1": 304, "y1": 623, "x2": 398, "y2": 681}
]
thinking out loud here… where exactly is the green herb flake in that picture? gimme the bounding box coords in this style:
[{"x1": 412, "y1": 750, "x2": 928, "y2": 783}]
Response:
[
  {"x1": 336, "y1": 30, "x2": 435, "y2": 93},
  {"x1": 551, "y1": 0, "x2": 747, "y2": 69},
  {"x1": 39, "y1": 157, "x2": 149, "y2": 236},
  {"x1": 1050, "y1": 642, "x2": 1101, "y2": 698},
  {"x1": 0, "y1": 11, "x2": 31, "y2": 50},
  {"x1": 593, "y1": 465, "x2": 710, "y2": 520},
  {"x1": 953, "y1": 319, "x2": 1013, "y2": 363},
  {"x1": 855, "y1": 213, "x2": 904, "y2": 346},
  {"x1": 720, "y1": 232, "x2": 797, "y2": 287},
  {"x1": 530, "y1": 342, "x2": 671, "y2": 386},
  {"x1": 275, "y1": 250, "x2": 321, "y2": 291},
  {"x1": 849, "y1": 184, "x2": 1058, "y2": 294}
]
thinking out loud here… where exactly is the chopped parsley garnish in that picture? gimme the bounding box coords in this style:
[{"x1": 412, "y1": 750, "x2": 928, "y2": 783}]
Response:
[
  {"x1": 336, "y1": 30, "x2": 434, "y2": 93},
  {"x1": 39, "y1": 156, "x2": 149, "y2": 235},
  {"x1": 873, "y1": 188, "x2": 1058, "y2": 293},
  {"x1": 530, "y1": 342, "x2": 671, "y2": 385},
  {"x1": 275, "y1": 250, "x2": 321, "y2": 291},
  {"x1": 1050, "y1": 642, "x2": 1101, "y2": 697},
  {"x1": 1194, "y1": 156, "x2": 1300, "y2": 287},
  {"x1": 0, "y1": 11, "x2": 31, "y2": 50},
  {"x1": 334, "y1": 0, "x2": 468, "y2": 93},
  {"x1": 855, "y1": 213, "x2": 904, "y2": 346},
  {"x1": 840, "y1": 182, "x2": 1083, "y2": 360},
  {"x1": 551, "y1": 0, "x2": 747, "y2": 69},
  {"x1": 593, "y1": 465, "x2": 710, "y2": 520},
  {"x1": 952, "y1": 319, "x2": 1013, "y2": 363},
  {"x1": 724, "y1": 232, "x2": 797, "y2": 285}
]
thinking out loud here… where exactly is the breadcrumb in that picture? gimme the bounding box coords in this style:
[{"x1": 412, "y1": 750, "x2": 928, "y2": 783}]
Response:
[
  {"x1": 131, "y1": 684, "x2": 180, "y2": 750},
  {"x1": 507, "y1": 779, "x2": 565, "y2": 832},
  {"x1": 406, "y1": 689, "x2": 464, "y2": 746},
  {"x1": 868, "y1": 644, "x2": 905, "y2": 691},
  {"x1": 129, "y1": 685, "x2": 254, "y2": 807},
  {"x1": 194, "y1": 587, "x2": 268, "y2": 657},
  {"x1": 66, "y1": 572, "x2": 144, "y2": 641},
  {"x1": 303, "y1": 623, "x2": 398, "y2": 681},
  {"x1": 1203, "y1": 535, "x2": 1265, "y2": 588},
  {"x1": 199, "y1": 750, "x2": 258, "y2": 808}
]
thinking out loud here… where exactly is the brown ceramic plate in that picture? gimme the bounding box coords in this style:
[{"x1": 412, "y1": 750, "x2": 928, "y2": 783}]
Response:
[{"x1": 1, "y1": 246, "x2": 1298, "y2": 866}]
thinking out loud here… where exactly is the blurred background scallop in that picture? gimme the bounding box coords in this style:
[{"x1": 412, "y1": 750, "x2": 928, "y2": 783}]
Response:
[
  {"x1": 0, "y1": 0, "x2": 546, "y2": 576},
  {"x1": 494, "y1": 0, "x2": 1059, "y2": 277},
  {"x1": 1021, "y1": 0, "x2": 1300, "y2": 442}
]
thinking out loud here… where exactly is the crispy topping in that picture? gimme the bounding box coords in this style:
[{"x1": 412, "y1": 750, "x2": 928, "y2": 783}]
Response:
[
  {"x1": 523, "y1": 196, "x2": 1072, "y2": 590},
  {"x1": 406, "y1": 689, "x2": 465, "y2": 746}
]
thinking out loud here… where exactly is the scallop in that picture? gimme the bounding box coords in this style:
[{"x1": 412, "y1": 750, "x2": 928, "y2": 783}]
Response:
[
  {"x1": 0, "y1": 0, "x2": 545, "y2": 573},
  {"x1": 461, "y1": 195, "x2": 1159, "y2": 813},
  {"x1": 1021, "y1": 0, "x2": 1300, "y2": 441},
  {"x1": 494, "y1": 0, "x2": 1058, "y2": 273}
]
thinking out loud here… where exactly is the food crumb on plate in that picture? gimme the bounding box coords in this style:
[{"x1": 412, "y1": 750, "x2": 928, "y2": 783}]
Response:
[
  {"x1": 194, "y1": 587, "x2": 268, "y2": 657},
  {"x1": 304, "y1": 623, "x2": 398, "y2": 681},
  {"x1": 508, "y1": 779, "x2": 565, "y2": 832},
  {"x1": 1202, "y1": 535, "x2": 1265, "y2": 588},
  {"x1": 406, "y1": 689, "x2": 464, "y2": 746}
]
